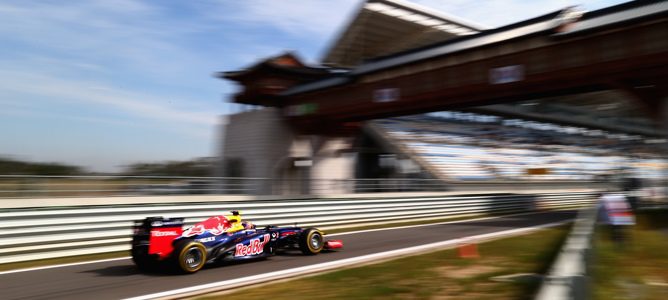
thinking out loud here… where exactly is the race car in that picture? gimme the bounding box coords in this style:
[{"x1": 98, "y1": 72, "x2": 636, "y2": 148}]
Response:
[{"x1": 131, "y1": 211, "x2": 343, "y2": 273}]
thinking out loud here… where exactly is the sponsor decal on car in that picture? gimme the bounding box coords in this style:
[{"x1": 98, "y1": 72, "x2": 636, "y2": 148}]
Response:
[
  {"x1": 182, "y1": 216, "x2": 231, "y2": 237},
  {"x1": 196, "y1": 236, "x2": 216, "y2": 243},
  {"x1": 234, "y1": 234, "x2": 270, "y2": 257},
  {"x1": 151, "y1": 220, "x2": 183, "y2": 227},
  {"x1": 151, "y1": 230, "x2": 179, "y2": 237}
]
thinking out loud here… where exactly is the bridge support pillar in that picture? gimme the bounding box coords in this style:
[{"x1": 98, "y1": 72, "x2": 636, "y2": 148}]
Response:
[
  {"x1": 310, "y1": 137, "x2": 356, "y2": 195},
  {"x1": 220, "y1": 108, "x2": 357, "y2": 195}
]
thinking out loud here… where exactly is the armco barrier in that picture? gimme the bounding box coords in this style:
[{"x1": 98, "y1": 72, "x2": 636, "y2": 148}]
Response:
[
  {"x1": 534, "y1": 204, "x2": 598, "y2": 300},
  {"x1": 0, "y1": 191, "x2": 597, "y2": 264}
]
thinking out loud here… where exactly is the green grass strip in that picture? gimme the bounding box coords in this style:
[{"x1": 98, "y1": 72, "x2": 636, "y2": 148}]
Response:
[
  {"x1": 200, "y1": 225, "x2": 571, "y2": 300},
  {"x1": 592, "y1": 209, "x2": 668, "y2": 300}
]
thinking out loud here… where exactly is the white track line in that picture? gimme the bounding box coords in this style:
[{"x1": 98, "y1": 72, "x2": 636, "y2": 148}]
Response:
[
  {"x1": 0, "y1": 210, "x2": 567, "y2": 275},
  {"x1": 124, "y1": 220, "x2": 571, "y2": 300}
]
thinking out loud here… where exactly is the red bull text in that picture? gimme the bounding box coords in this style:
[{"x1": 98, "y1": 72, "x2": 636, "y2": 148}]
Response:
[{"x1": 235, "y1": 234, "x2": 270, "y2": 257}]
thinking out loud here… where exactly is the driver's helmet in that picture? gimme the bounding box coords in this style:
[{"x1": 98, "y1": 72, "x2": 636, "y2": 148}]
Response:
[{"x1": 225, "y1": 210, "x2": 245, "y2": 233}]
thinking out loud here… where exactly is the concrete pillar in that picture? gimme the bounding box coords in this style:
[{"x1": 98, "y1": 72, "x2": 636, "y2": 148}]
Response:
[
  {"x1": 310, "y1": 137, "x2": 355, "y2": 195},
  {"x1": 220, "y1": 107, "x2": 360, "y2": 196},
  {"x1": 220, "y1": 108, "x2": 295, "y2": 195}
]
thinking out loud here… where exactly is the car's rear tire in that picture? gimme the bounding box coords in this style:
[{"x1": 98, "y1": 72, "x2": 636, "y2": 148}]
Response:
[
  {"x1": 173, "y1": 240, "x2": 207, "y2": 273},
  {"x1": 299, "y1": 228, "x2": 324, "y2": 255}
]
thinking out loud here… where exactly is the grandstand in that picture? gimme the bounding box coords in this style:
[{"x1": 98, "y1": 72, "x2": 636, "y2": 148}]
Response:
[{"x1": 370, "y1": 112, "x2": 667, "y2": 183}]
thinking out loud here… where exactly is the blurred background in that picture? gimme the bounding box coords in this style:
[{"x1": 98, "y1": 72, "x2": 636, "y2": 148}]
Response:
[{"x1": 0, "y1": 0, "x2": 666, "y2": 299}]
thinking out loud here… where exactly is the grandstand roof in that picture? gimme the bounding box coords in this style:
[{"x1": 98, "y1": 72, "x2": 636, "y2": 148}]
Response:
[{"x1": 321, "y1": 0, "x2": 484, "y2": 68}]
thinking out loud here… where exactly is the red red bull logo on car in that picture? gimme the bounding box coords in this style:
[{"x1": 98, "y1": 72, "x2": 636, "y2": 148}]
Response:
[
  {"x1": 235, "y1": 234, "x2": 270, "y2": 257},
  {"x1": 182, "y1": 215, "x2": 231, "y2": 237}
]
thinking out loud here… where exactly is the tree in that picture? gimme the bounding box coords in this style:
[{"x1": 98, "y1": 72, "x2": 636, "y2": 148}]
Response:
[
  {"x1": 121, "y1": 157, "x2": 215, "y2": 177},
  {"x1": 0, "y1": 157, "x2": 85, "y2": 175}
]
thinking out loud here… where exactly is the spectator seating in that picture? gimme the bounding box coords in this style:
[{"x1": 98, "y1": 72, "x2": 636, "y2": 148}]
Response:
[{"x1": 374, "y1": 114, "x2": 666, "y2": 181}]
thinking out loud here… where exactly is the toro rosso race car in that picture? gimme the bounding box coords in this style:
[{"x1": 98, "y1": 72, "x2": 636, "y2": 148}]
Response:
[{"x1": 131, "y1": 211, "x2": 343, "y2": 273}]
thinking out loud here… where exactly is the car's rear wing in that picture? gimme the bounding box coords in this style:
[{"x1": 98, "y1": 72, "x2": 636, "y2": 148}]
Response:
[{"x1": 133, "y1": 217, "x2": 185, "y2": 258}]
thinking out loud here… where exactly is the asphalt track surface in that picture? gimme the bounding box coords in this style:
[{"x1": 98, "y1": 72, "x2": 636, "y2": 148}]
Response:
[{"x1": 2, "y1": 210, "x2": 575, "y2": 300}]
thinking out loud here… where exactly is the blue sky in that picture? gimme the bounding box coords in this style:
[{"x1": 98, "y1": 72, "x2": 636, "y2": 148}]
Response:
[{"x1": 0, "y1": 0, "x2": 627, "y2": 172}]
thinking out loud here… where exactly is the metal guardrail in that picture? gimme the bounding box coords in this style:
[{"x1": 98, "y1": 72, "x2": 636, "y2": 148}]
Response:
[
  {"x1": 0, "y1": 175, "x2": 608, "y2": 198},
  {"x1": 534, "y1": 204, "x2": 598, "y2": 300},
  {"x1": 0, "y1": 192, "x2": 597, "y2": 265}
]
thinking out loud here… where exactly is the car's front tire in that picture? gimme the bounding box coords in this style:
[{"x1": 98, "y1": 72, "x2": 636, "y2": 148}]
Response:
[
  {"x1": 173, "y1": 240, "x2": 207, "y2": 273},
  {"x1": 299, "y1": 228, "x2": 324, "y2": 255}
]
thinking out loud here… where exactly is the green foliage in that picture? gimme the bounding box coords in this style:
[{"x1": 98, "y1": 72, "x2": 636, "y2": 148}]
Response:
[
  {"x1": 121, "y1": 158, "x2": 214, "y2": 176},
  {"x1": 0, "y1": 157, "x2": 85, "y2": 175},
  {"x1": 593, "y1": 210, "x2": 668, "y2": 300}
]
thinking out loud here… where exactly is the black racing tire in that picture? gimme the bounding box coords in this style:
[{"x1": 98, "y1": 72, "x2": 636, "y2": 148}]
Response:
[
  {"x1": 299, "y1": 228, "x2": 324, "y2": 255},
  {"x1": 173, "y1": 240, "x2": 207, "y2": 273}
]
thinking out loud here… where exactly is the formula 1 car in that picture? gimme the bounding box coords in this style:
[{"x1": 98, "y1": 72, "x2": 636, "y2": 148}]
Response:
[{"x1": 131, "y1": 211, "x2": 343, "y2": 273}]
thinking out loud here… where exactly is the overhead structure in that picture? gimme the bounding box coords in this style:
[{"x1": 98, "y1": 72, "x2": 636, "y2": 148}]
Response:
[
  {"x1": 222, "y1": 1, "x2": 667, "y2": 137},
  {"x1": 321, "y1": 0, "x2": 484, "y2": 68},
  {"x1": 280, "y1": 1, "x2": 667, "y2": 137}
]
